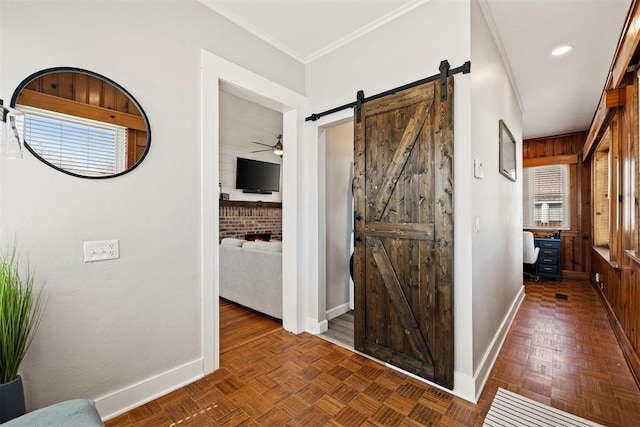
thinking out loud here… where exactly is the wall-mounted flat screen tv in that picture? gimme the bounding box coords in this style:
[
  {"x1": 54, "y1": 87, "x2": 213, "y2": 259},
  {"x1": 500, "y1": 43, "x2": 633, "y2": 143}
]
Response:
[{"x1": 235, "y1": 157, "x2": 280, "y2": 194}]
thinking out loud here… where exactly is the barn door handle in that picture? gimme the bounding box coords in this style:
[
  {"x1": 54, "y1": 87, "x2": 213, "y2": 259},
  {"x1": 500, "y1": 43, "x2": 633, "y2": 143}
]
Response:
[{"x1": 354, "y1": 213, "x2": 362, "y2": 245}]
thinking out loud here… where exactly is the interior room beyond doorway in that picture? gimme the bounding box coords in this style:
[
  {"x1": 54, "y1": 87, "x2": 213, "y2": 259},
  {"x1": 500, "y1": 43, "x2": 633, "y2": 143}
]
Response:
[
  {"x1": 217, "y1": 86, "x2": 285, "y2": 357},
  {"x1": 321, "y1": 121, "x2": 355, "y2": 348}
]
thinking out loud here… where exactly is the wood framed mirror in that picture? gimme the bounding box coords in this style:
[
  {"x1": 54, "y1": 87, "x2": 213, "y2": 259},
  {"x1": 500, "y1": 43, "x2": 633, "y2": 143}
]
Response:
[
  {"x1": 499, "y1": 119, "x2": 517, "y2": 182},
  {"x1": 10, "y1": 67, "x2": 151, "y2": 179}
]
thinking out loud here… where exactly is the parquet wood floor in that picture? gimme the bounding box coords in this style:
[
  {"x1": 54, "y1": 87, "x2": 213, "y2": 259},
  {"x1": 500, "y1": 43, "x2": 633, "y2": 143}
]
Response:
[
  {"x1": 219, "y1": 298, "x2": 282, "y2": 354},
  {"x1": 106, "y1": 278, "x2": 640, "y2": 426},
  {"x1": 480, "y1": 279, "x2": 640, "y2": 427}
]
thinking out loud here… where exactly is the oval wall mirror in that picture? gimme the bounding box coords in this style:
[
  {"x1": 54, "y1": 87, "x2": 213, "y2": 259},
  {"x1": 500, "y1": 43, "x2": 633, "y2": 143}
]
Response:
[{"x1": 10, "y1": 67, "x2": 151, "y2": 179}]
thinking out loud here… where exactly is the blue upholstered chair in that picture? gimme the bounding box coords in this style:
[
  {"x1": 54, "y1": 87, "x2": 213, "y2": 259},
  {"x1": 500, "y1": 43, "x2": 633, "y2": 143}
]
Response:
[{"x1": 2, "y1": 399, "x2": 103, "y2": 426}]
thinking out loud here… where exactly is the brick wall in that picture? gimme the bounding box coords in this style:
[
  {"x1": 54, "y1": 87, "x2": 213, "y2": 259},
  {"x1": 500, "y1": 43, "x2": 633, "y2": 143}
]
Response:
[{"x1": 219, "y1": 204, "x2": 282, "y2": 240}]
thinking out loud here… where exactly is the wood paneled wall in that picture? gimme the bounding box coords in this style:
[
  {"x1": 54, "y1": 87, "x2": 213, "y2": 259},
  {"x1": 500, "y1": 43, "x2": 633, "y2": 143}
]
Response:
[
  {"x1": 523, "y1": 132, "x2": 586, "y2": 159},
  {"x1": 580, "y1": 0, "x2": 640, "y2": 390},
  {"x1": 24, "y1": 72, "x2": 141, "y2": 115},
  {"x1": 592, "y1": 251, "x2": 640, "y2": 385},
  {"x1": 19, "y1": 72, "x2": 147, "y2": 167},
  {"x1": 589, "y1": 75, "x2": 640, "y2": 386},
  {"x1": 523, "y1": 132, "x2": 591, "y2": 276},
  {"x1": 593, "y1": 149, "x2": 610, "y2": 246}
]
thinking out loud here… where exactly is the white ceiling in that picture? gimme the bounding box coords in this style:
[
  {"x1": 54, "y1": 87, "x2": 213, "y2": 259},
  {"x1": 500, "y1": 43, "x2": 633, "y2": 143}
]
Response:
[
  {"x1": 201, "y1": 0, "x2": 632, "y2": 140},
  {"x1": 200, "y1": 0, "x2": 425, "y2": 62},
  {"x1": 485, "y1": 0, "x2": 631, "y2": 139}
]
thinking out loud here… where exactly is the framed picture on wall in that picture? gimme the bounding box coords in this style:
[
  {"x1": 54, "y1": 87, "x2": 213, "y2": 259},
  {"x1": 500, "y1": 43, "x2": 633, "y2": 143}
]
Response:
[{"x1": 499, "y1": 120, "x2": 517, "y2": 182}]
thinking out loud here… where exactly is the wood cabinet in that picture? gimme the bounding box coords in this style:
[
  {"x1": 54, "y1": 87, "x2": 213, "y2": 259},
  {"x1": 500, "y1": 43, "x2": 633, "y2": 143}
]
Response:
[{"x1": 535, "y1": 238, "x2": 562, "y2": 280}]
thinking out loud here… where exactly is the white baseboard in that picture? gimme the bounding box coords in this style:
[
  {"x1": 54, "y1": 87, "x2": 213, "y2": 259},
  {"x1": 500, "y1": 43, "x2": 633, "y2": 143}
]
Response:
[
  {"x1": 326, "y1": 302, "x2": 351, "y2": 320},
  {"x1": 473, "y1": 286, "x2": 525, "y2": 401},
  {"x1": 306, "y1": 317, "x2": 328, "y2": 334},
  {"x1": 94, "y1": 285, "x2": 523, "y2": 421},
  {"x1": 384, "y1": 362, "x2": 477, "y2": 403},
  {"x1": 452, "y1": 370, "x2": 476, "y2": 403},
  {"x1": 317, "y1": 326, "x2": 478, "y2": 403},
  {"x1": 386, "y1": 285, "x2": 525, "y2": 404},
  {"x1": 96, "y1": 359, "x2": 204, "y2": 421}
]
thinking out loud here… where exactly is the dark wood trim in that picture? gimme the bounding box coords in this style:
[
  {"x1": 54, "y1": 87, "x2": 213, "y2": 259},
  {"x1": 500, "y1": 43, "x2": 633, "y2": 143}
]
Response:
[
  {"x1": 560, "y1": 270, "x2": 590, "y2": 279},
  {"x1": 219, "y1": 200, "x2": 282, "y2": 209},
  {"x1": 591, "y1": 279, "x2": 640, "y2": 389},
  {"x1": 583, "y1": 106, "x2": 616, "y2": 160},
  {"x1": 524, "y1": 130, "x2": 588, "y2": 143},
  {"x1": 593, "y1": 245, "x2": 621, "y2": 270},
  {"x1": 584, "y1": 0, "x2": 639, "y2": 159},
  {"x1": 18, "y1": 89, "x2": 147, "y2": 131},
  {"x1": 606, "y1": 87, "x2": 627, "y2": 108},
  {"x1": 609, "y1": 0, "x2": 640, "y2": 89},
  {"x1": 625, "y1": 249, "x2": 640, "y2": 266},
  {"x1": 523, "y1": 154, "x2": 578, "y2": 167}
]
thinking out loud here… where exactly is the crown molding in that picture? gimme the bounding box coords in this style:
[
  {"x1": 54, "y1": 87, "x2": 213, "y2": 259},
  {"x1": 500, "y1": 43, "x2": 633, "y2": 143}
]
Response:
[
  {"x1": 200, "y1": 0, "x2": 430, "y2": 64},
  {"x1": 477, "y1": 0, "x2": 525, "y2": 114},
  {"x1": 305, "y1": 0, "x2": 430, "y2": 63},
  {"x1": 199, "y1": 0, "x2": 308, "y2": 62}
]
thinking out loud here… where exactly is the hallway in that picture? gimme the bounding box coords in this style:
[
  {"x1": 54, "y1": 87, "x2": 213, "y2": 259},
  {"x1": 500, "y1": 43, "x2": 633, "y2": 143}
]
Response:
[
  {"x1": 479, "y1": 278, "x2": 640, "y2": 426},
  {"x1": 106, "y1": 278, "x2": 640, "y2": 426}
]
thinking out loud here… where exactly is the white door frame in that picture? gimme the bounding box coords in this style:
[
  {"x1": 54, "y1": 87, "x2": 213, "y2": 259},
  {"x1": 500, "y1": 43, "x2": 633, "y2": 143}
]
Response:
[
  {"x1": 201, "y1": 50, "x2": 307, "y2": 373},
  {"x1": 306, "y1": 110, "x2": 354, "y2": 334}
]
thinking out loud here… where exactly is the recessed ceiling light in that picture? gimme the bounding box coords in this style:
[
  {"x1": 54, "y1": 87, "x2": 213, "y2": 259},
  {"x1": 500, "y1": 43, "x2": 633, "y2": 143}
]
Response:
[{"x1": 552, "y1": 45, "x2": 573, "y2": 56}]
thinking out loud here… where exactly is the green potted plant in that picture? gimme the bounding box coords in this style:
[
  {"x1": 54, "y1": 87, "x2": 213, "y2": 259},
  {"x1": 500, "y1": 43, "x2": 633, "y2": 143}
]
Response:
[{"x1": 0, "y1": 248, "x2": 45, "y2": 423}]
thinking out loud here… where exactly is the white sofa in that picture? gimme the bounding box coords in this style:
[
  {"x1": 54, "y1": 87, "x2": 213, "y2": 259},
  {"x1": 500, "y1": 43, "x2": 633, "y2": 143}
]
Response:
[{"x1": 219, "y1": 238, "x2": 282, "y2": 319}]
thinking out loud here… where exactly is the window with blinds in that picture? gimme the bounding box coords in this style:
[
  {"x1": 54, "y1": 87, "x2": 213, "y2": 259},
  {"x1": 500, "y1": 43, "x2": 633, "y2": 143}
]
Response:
[
  {"x1": 522, "y1": 164, "x2": 570, "y2": 229},
  {"x1": 19, "y1": 105, "x2": 127, "y2": 177}
]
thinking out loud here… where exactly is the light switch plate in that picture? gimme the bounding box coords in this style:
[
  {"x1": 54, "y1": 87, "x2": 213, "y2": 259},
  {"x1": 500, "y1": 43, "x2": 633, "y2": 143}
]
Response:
[
  {"x1": 83, "y1": 240, "x2": 119, "y2": 262},
  {"x1": 474, "y1": 159, "x2": 484, "y2": 179}
]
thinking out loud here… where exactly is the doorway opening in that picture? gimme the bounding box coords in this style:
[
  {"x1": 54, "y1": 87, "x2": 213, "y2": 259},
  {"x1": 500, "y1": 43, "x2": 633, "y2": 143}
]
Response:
[
  {"x1": 201, "y1": 49, "x2": 306, "y2": 374},
  {"x1": 217, "y1": 86, "x2": 284, "y2": 357},
  {"x1": 318, "y1": 120, "x2": 355, "y2": 348}
]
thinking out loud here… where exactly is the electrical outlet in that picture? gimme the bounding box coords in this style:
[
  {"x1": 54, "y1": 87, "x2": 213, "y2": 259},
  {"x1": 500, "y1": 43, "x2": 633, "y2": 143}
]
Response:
[{"x1": 83, "y1": 240, "x2": 119, "y2": 262}]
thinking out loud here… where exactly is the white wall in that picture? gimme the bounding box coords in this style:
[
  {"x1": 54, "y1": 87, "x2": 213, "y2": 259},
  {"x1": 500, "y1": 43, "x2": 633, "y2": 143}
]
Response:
[
  {"x1": 470, "y1": 0, "x2": 524, "y2": 398},
  {"x1": 0, "y1": 0, "x2": 303, "y2": 417},
  {"x1": 306, "y1": 0, "x2": 477, "y2": 400},
  {"x1": 0, "y1": 0, "x2": 527, "y2": 415},
  {"x1": 219, "y1": 90, "x2": 283, "y2": 202},
  {"x1": 324, "y1": 122, "x2": 353, "y2": 317}
]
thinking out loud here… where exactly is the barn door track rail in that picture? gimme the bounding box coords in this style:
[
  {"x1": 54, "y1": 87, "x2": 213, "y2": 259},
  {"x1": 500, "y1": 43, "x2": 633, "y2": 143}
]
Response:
[{"x1": 305, "y1": 59, "x2": 471, "y2": 123}]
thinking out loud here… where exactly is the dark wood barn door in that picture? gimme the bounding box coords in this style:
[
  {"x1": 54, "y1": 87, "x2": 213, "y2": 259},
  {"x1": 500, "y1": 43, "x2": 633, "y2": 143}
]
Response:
[{"x1": 353, "y1": 77, "x2": 454, "y2": 389}]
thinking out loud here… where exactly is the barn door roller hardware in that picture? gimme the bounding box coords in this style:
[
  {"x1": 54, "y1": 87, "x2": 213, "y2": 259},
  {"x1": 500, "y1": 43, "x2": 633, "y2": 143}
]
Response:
[{"x1": 305, "y1": 59, "x2": 471, "y2": 123}]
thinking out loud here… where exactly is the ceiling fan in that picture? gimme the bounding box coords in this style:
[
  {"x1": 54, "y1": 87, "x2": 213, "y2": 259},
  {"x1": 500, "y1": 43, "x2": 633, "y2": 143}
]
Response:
[{"x1": 251, "y1": 134, "x2": 283, "y2": 157}]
